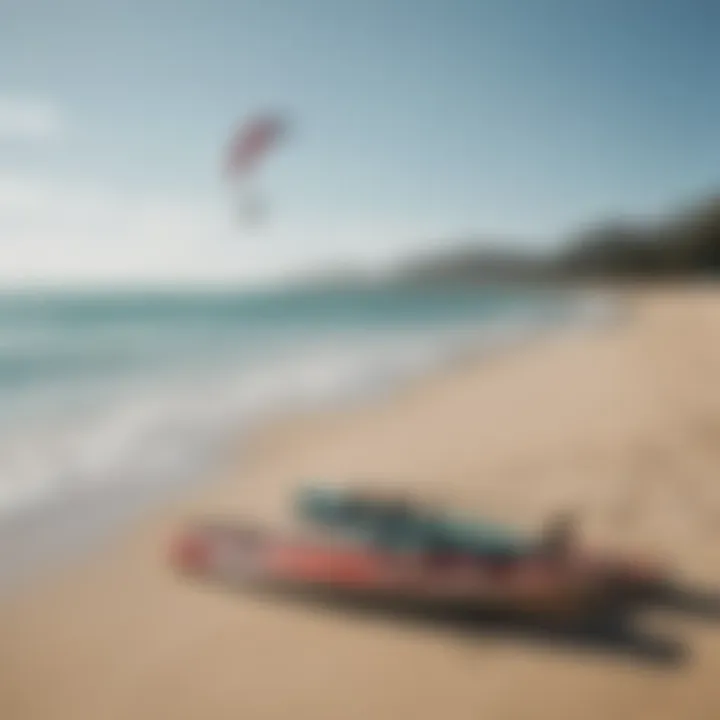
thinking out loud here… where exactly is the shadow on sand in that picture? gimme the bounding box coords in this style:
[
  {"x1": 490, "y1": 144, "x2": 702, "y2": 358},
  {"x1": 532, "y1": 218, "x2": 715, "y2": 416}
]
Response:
[
  {"x1": 645, "y1": 582, "x2": 720, "y2": 622},
  {"x1": 195, "y1": 575, "x2": 720, "y2": 669}
]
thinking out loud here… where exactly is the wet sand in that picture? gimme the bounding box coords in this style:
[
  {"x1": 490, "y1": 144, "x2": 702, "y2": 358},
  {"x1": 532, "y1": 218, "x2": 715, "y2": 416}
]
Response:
[{"x1": 3, "y1": 287, "x2": 720, "y2": 720}]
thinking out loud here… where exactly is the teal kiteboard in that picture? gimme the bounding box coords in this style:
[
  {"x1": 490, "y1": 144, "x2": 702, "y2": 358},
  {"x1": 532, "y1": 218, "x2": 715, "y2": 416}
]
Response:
[{"x1": 294, "y1": 484, "x2": 536, "y2": 559}]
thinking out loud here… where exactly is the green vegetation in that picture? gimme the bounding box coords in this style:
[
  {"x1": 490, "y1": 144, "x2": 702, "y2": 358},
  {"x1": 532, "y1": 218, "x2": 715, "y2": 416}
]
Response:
[{"x1": 396, "y1": 195, "x2": 720, "y2": 284}]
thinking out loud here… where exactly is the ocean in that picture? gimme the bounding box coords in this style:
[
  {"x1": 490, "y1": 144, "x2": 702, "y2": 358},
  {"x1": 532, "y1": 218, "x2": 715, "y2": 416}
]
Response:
[{"x1": 0, "y1": 284, "x2": 604, "y2": 591}]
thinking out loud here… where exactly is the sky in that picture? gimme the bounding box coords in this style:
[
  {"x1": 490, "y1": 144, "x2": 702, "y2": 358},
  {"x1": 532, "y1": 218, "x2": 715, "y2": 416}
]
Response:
[{"x1": 1, "y1": 0, "x2": 719, "y2": 286}]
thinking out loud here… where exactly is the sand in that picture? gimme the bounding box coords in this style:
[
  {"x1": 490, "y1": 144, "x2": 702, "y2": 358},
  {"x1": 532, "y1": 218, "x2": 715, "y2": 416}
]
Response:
[{"x1": 3, "y1": 286, "x2": 720, "y2": 720}]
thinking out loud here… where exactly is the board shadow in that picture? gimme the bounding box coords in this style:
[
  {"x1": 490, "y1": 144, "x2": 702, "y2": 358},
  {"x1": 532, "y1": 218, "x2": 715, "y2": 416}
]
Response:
[{"x1": 194, "y1": 575, "x2": 689, "y2": 669}]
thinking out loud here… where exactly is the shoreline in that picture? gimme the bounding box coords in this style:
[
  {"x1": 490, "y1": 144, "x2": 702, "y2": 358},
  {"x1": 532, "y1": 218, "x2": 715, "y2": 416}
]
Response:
[
  {"x1": 0, "y1": 287, "x2": 610, "y2": 599},
  {"x1": 5, "y1": 287, "x2": 720, "y2": 720}
]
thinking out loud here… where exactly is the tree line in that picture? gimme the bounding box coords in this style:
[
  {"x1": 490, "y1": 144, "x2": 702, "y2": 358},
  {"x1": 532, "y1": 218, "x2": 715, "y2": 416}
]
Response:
[{"x1": 397, "y1": 194, "x2": 720, "y2": 283}]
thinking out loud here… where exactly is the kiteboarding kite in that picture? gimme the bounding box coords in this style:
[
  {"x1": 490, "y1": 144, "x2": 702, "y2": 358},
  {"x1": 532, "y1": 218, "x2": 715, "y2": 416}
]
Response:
[{"x1": 224, "y1": 113, "x2": 288, "y2": 225}]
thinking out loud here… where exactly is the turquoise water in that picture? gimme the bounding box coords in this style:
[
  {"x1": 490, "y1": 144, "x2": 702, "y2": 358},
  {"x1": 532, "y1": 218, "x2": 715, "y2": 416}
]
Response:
[{"x1": 0, "y1": 285, "x2": 584, "y2": 518}]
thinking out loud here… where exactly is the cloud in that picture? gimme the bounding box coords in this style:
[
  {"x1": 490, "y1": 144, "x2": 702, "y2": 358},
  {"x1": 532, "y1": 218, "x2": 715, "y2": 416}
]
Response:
[
  {"x1": 0, "y1": 95, "x2": 462, "y2": 285},
  {"x1": 0, "y1": 97, "x2": 65, "y2": 142},
  {"x1": 0, "y1": 155, "x2": 457, "y2": 285},
  {"x1": 0, "y1": 171, "x2": 297, "y2": 285},
  {"x1": 0, "y1": 165, "x2": 436, "y2": 286}
]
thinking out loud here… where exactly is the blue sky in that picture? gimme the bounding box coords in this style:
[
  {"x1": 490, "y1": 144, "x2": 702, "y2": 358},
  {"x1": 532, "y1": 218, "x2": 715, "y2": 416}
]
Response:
[{"x1": 1, "y1": 0, "x2": 719, "y2": 284}]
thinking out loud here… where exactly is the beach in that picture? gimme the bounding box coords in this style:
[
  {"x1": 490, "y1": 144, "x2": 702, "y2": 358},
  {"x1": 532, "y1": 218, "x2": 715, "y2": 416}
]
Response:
[{"x1": 2, "y1": 286, "x2": 720, "y2": 720}]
